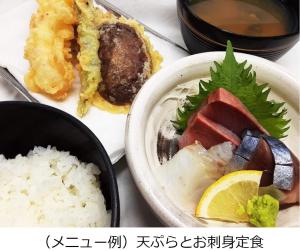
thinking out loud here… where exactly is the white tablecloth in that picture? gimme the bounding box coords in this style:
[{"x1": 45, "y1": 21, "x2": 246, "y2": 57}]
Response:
[{"x1": 0, "y1": 0, "x2": 299, "y2": 227}]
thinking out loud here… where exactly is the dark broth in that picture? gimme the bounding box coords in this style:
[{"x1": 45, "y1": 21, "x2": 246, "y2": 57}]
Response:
[{"x1": 187, "y1": 0, "x2": 291, "y2": 36}]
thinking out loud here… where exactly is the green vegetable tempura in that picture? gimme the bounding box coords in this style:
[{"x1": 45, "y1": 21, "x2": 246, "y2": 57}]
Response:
[{"x1": 246, "y1": 194, "x2": 279, "y2": 227}]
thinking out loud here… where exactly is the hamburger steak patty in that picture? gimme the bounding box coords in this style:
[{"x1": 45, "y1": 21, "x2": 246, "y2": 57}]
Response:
[{"x1": 98, "y1": 23, "x2": 151, "y2": 105}]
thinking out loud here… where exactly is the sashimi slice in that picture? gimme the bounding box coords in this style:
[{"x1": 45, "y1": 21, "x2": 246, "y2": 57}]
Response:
[
  {"x1": 179, "y1": 113, "x2": 240, "y2": 149},
  {"x1": 200, "y1": 88, "x2": 269, "y2": 136},
  {"x1": 153, "y1": 142, "x2": 234, "y2": 214}
]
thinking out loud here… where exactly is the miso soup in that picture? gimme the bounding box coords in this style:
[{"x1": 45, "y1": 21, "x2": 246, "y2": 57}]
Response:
[{"x1": 187, "y1": 0, "x2": 292, "y2": 36}]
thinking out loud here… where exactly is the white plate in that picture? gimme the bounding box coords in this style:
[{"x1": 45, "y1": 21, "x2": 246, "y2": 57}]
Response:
[
  {"x1": 0, "y1": 0, "x2": 187, "y2": 164},
  {"x1": 126, "y1": 52, "x2": 300, "y2": 227}
]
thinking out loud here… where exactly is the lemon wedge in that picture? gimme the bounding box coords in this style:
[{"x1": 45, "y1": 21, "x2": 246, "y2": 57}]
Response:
[{"x1": 195, "y1": 170, "x2": 262, "y2": 223}]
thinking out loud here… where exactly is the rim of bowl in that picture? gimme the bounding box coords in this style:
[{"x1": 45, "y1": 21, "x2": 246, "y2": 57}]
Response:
[
  {"x1": 179, "y1": 0, "x2": 299, "y2": 40},
  {"x1": 177, "y1": 3, "x2": 299, "y2": 53},
  {"x1": 178, "y1": 12, "x2": 299, "y2": 53},
  {"x1": 0, "y1": 101, "x2": 120, "y2": 227},
  {"x1": 125, "y1": 51, "x2": 299, "y2": 227}
]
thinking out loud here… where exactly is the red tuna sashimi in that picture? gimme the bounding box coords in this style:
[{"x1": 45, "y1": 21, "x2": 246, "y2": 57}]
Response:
[
  {"x1": 178, "y1": 113, "x2": 240, "y2": 149},
  {"x1": 200, "y1": 88, "x2": 269, "y2": 136}
]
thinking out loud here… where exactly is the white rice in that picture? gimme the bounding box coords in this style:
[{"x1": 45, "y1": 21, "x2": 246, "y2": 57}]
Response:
[{"x1": 0, "y1": 146, "x2": 111, "y2": 227}]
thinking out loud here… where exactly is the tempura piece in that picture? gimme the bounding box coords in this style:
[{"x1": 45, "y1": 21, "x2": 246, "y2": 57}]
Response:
[
  {"x1": 75, "y1": 0, "x2": 101, "y2": 116},
  {"x1": 92, "y1": 10, "x2": 162, "y2": 114},
  {"x1": 24, "y1": 0, "x2": 77, "y2": 100}
]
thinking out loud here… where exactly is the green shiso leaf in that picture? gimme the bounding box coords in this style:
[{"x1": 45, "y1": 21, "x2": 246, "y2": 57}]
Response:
[{"x1": 173, "y1": 41, "x2": 290, "y2": 138}]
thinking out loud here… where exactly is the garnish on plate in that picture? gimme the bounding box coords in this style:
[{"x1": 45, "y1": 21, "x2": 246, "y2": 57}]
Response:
[
  {"x1": 195, "y1": 170, "x2": 263, "y2": 223},
  {"x1": 173, "y1": 41, "x2": 290, "y2": 138},
  {"x1": 246, "y1": 194, "x2": 279, "y2": 227},
  {"x1": 195, "y1": 170, "x2": 280, "y2": 227}
]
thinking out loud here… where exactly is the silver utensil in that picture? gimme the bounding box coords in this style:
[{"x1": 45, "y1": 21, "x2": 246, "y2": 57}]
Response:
[
  {"x1": 0, "y1": 67, "x2": 39, "y2": 103},
  {"x1": 95, "y1": 0, "x2": 190, "y2": 54}
]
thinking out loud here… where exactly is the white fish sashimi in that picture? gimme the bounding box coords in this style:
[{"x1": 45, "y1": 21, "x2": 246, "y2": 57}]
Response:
[{"x1": 153, "y1": 142, "x2": 234, "y2": 214}]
